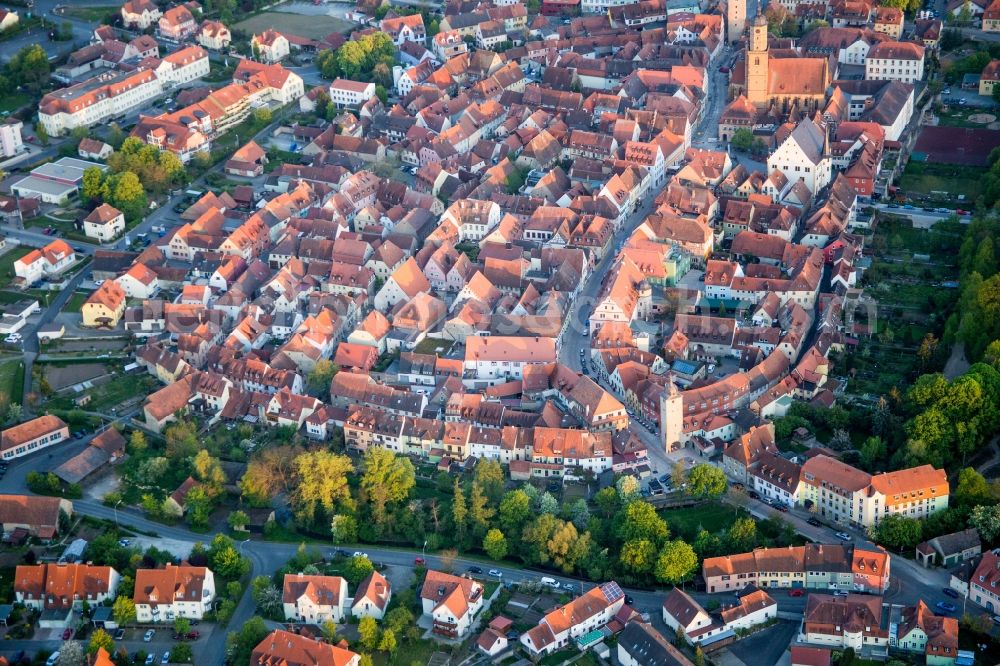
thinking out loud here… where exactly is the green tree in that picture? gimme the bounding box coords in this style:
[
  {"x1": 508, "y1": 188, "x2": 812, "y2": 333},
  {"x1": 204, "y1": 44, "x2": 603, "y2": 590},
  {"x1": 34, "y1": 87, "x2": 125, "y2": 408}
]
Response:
[
  {"x1": 193, "y1": 450, "x2": 227, "y2": 491},
  {"x1": 687, "y1": 464, "x2": 727, "y2": 498},
  {"x1": 499, "y1": 489, "x2": 532, "y2": 535},
  {"x1": 384, "y1": 607, "x2": 413, "y2": 634},
  {"x1": 594, "y1": 486, "x2": 619, "y2": 518},
  {"x1": 726, "y1": 517, "x2": 758, "y2": 552},
  {"x1": 171, "y1": 643, "x2": 193, "y2": 663},
  {"x1": 970, "y1": 504, "x2": 1000, "y2": 543},
  {"x1": 616, "y1": 475, "x2": 640, "y2": 500},
  {"x1": 184, "y1": 486, "x2": 213, "y2": 529},
  {"x1": 452, "y1": 478, "x2": 468, "y2": 544},
  {"x1": 655, "y1": 540, "x2": 698, "y2": 585},
  {"x1": 173, "y1": 618, "x2": 191, "y2": 636},
  {"x1": 306, "y1": 359, "x2": 339, "y2": 398},
  {"x1": 112, "y1": 596, "x2": 136, "y2": 626},
  {"x1": 330, "y1": 514, "x2": 358, "y2": 544},
  {"x1": 956, "y1": 467, "x2": 993, "y2": 505},
  {"x1": 81, "y1": 167, "x2": 105, "y2": 203},
  {"x1": 228, "y1": 510, "x2": 249, "y2": 532},
  {"x1": 87, "y1": 629, "x2": 114, "y2": 655},
  {"x1": 346, "y1": 555, "x2": 375, "y2": 585},
  {"x1": 253, "y1": 107, "x2": 272, "y2": 124},
  {"x1": 377, "y1": 628, "x2": 397, "y2": 653},
  {"x1": 129, "y1": 430, "x2": 147, "y2": 453},
  {"x1": 208, "y1": 534, "x2": 250, "y2": 579},
  {"x1": 108, "y1": 171, "x2": 148, "y2": 221},
  {"x1": 619, "y1": 538, "x2": 657, "y2": 575},
  {"x1": 730, "y1": 128, "x2": 753, "y2": 151},
  {"x1": 869, "y1": 514, "x2": 923, "y2": 550},
  {"x1": 225, "y1": 617, "x2": 269, "y2": 666},
  {"x1": 358, "y1": 616, "x2": 380, "y2": 651},
  {"x1": 475, "y1": 459, "x2": 505, "y2": 502},
  {"x1": 483, "y1": 528, "x2": 508, "y2": 560},
  {"x1": 250, "y1": 576, "x2": 282, "y2": 617},
  {"x1": 469, "y1": 482, "x2": 495, "y2": 538},
  {"x1": 360, "y1": 447, "x2": 415, "y2": 527},
  {"x1": 859, "y1": 436, "x2": 886, "y2": 471},
  {"x1": 164, "y1": 419, "x2": 199, "y2": 458},
  {"x1": 9, "y1": 44, "x2": 50, "y2": 93},
  {"x1": 616, "y1": 500, "x2": 669, "y2": 546},
  {"x1": 291, "y1": 450, "x2": 353, "y2": 525},
  {"x1": 546, "y1": 521, "x2": 591, "y2": 574}
]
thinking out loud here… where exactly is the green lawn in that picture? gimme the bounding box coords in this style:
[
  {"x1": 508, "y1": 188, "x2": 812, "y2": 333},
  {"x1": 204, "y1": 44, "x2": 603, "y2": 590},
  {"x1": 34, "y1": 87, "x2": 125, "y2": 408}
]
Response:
[
  {"x1": 62, "y1": 292, "x2": 89, "y2": 313},
  {"x1": 0, "y1": 358, "x2": 24, "y2": 405},
  {"x1": 897, "y1": 162, "x2": 984, "y2": 203},
  {"x1": 0, "y1": 91, "x2": 30, "y2": 114},
  {"x1": 661, "y1": 501, "x2": 747, "y2": 540},
  {"x1": 368, "y1": 638, "x2": 440, "y2": 666},
  {"x1": 0, "y1": 246, "x2": 32, "y2": 289},
  {"x1": 62, "y1": 5, "x2": 117, "y2": 22}
]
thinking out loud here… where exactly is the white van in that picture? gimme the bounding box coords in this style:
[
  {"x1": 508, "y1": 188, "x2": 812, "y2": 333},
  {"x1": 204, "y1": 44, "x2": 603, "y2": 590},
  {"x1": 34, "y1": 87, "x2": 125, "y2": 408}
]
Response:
[
  {"x1": 46, "y1": 653, "x2": 60, "y2": 666},
  {"x1": 540, "y1": 577, "x2": 560, "y2": 589}
]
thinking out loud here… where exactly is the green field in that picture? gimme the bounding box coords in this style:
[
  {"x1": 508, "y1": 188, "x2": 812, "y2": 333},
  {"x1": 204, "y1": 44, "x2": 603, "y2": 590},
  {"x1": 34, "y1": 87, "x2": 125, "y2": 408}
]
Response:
[
  {"x1": 0, "y1": 91, "x2": 30, "y2": 114},
  {"x1": 0, "y1": 246, "x2": 32, "y2": 289},
  {"x1": 661, "y1": 501, "x2": 747, "y2": 540},
  {"x1": 898, "y1": 162, "x2": 984, "y2": 203},
  {"x1": 62, "y1": 292, "x2": 89, "y2": 313},
  {"x1": 62, "y1": 6, "x2": 117, "y2": 22},
  {"x1": 235, "y1": 11, "x2": 354, "y2": 40},
  {"x1": 0, "y1": 358, "x2": 24, "y2": 405}
]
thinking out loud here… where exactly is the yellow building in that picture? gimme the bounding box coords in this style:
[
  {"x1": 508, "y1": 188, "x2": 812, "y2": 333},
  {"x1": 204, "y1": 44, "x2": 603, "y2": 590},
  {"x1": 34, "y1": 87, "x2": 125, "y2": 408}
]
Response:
[
  {"x1": 82, "y1": 281, "x2": 126, "y2": 329},
  {"x1": 980, "y1": 60, "x2": 1000, "y2": 96}
]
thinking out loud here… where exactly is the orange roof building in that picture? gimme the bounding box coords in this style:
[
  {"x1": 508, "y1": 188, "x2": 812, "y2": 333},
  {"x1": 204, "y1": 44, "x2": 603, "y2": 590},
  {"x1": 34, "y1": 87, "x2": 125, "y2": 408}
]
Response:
[
  {"x1": 1, "y1": 415, "x2": 69, "y2": 461},
  {"x1": 421, "y1": 570, "x2": 485, "y2": 638},
  {"x1": 351, "y1": 570, "x2": 391, "y2": 620},
  {"x1": 15, "y1": 563, "x2": 120, "y2": 611},
  {"x1": 282, "y1": 573, "x2": 348, "y2": 624},
  {"x1": 251, "y1": 629, "x2": 360, "y2": 666},
  {"x1": 133, "y1": 564, "x2": 215, "y2": 622}
]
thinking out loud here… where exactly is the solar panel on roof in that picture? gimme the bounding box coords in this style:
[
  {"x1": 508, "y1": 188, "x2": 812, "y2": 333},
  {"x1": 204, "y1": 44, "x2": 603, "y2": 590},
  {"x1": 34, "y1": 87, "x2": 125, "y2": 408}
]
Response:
[{"x1": 600, "y1": 581, "x2": 624, "y2": 602}]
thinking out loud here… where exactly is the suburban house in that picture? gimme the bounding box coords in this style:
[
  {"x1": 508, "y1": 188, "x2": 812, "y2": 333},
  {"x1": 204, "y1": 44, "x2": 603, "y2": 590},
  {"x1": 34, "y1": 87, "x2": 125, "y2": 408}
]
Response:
[
  {"x1": 133, "y1": 564, "x2": 216, "y2": 622},
  {"x1": 0, "y1": 494, "x2": 72, "y2": 540},
  {"x1": 14, "y1": 239, "x2": 76, "y2": 286},
  {"x1": 351, "y1": 570, "x2": 391, "y2": 620},
  {"x1": 702, "y1": 543, "x2": 890, "y2": 594},
  {"x1": 893, "y1": 600, "x2": 960, "y2": 666},
  {"x1": 617, "y1": 621, "x2": 694, "y2": 666},
  {"x1": 159, "y1": 5, "x2": 198, "y2": 41},
  {"x1": 662, "y1": 586, "x2": 777, "y2": 647},
  {"x1": 969, "y1": 550, "x2": 1000, "y2": 612},
  {"x1": 250, "y1": 629, "x2": 360, "y2": 666},
  {"x1": 83, "y1": 203, "x2": 125, "y2": 242},
  {"x1": 251, "y1": 29, "x2": 291, "y2": 63},
  {"x1": 799, "y1": 593, "x2": 888, "y2": 651},
  {"x1": 15, "y1": 563, "x2": 120, "y2": 612},
  {"x1": 121, "y1": 0, "x2": 162, "y2": 30},
  {"x1": 82, "y1": 280, "x2": 127, "y2": 329},
  {"x1": 420, "y1": 570, "x2": 485, "y2": 638},
  {"x1": 916, "y1": 529, "x2": 982, "y2": 568},
  {"x1": 330, "y1": 79, "x2": 377, "y2": 109},
  {"x1": 282, "y1": 573, "x2": 348, "y2": 624},
  {"x1": 0, "y1": 415, "x2": 70, "y2": 461},
  {"x1": 521, "y1": 582, "x2": 627, "y2": 657},
  {"x1": 198, "y1": 20, "x2": 232, "y2": 50}
]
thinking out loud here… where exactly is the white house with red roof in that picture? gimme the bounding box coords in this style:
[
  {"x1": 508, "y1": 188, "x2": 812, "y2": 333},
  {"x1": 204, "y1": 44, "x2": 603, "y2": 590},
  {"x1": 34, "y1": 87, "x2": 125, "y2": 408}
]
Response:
[
  {"x1": 521, "y1": 582, "x2": 626, "y2": 657},
  {"x1": 420, "y1": 570, "x2": 485, "y2": 638},
  {"x1": 14, "y1": 240, "x2": 75, "y2": 285}
]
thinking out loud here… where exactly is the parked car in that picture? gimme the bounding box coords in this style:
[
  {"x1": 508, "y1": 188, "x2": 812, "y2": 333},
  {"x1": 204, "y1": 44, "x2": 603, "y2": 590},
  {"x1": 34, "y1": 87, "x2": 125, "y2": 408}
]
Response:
[
  {"x1": 540, "y1": 577, "x2": 560, "y2": 589},
  {"x1": 833, "y1": 590, "x2": 849, "y2": 597},
  {"x1": 144, "y1": 629, "x2": 155, "y2": 642},
  {"x1": 748, "y1": 490, "x2": 760, "y2": 500},
  {"x1": 488, "y1": 569, "x2": 503, "y2": 577},
  {"x1": 414, "y1": 556, "x2": 425, "y2": 565},
  {"x1": 114, "y1": 629, "x2": 126, "y2": 640},
  {"x1": 624, "y1": 594, "x2": 634, "y2": 605},
  {"x1": 62, "y1": 628, "x2": 73, "y2": 640},
  {"x1": 467, "y1": 566, "x2": 483, "y2": 574},
  {"x1": 835, "y1": 532, "x2": 852, "y2": 541},
  {"x1": 942, "y1": 588, "x2": 959, "y2": 599},
  {"x1": 144, "y1": 655, "x2": 154, "y2": 666},
  {"x1": 352, "y1": 551, "x2": 368, "y2": 559},
  {"x1": 161, "y1": 651, "x2": 171, "y2": 664},
  {"x1": 788, "y1": 588, "x2": 805, "y2": 597},
  {"x1": 46, "y1": 653, "x2": 60, "y2": 666},
  {"x1": 806, "y1": 517, "x2": 822, "y2": 527},
  {"x1": 935, "y1": 601, "x2": 957, "y2": 614}
]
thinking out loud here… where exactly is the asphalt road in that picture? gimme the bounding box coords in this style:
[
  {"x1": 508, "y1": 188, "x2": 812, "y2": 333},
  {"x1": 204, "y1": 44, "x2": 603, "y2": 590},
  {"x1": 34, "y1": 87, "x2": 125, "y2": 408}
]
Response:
[{"x1": 873, "y1": 202, "x2": 972, "y2": 228}]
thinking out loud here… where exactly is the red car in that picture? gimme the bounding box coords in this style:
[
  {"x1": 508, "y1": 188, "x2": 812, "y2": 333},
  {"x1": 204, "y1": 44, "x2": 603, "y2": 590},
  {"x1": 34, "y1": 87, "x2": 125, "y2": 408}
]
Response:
[
  {"x1": 62, "y1": 628, "x2": 74, "y2": 640},
  {"x1": 414, "y1": 556, "x2": 425, "y2": 565},
  {"x1": 788, "y1": 588, "x2": 805, "y2": 597},
  {"x1": 186, "y1": 631, "x2": 200, "y2": 640}
]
